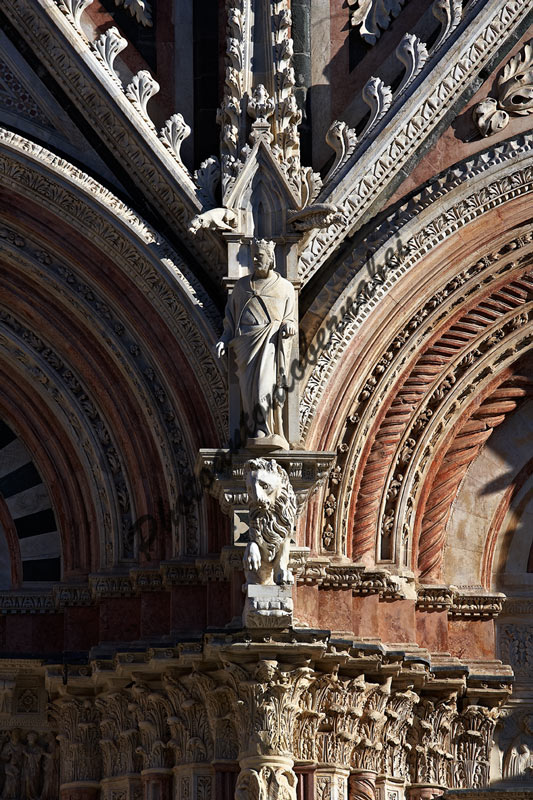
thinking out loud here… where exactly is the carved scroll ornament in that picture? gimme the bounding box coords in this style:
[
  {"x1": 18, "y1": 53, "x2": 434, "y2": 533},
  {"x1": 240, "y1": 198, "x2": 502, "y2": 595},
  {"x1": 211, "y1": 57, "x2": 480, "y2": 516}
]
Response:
[{"x1": 473, "y1": 39, "x2": 533, "y2": 137}]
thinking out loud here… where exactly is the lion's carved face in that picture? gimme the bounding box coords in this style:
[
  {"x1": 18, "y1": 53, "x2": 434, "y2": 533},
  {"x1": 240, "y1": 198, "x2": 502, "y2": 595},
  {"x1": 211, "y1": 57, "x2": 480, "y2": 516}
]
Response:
[
  {"x1": 246, "y1": 465, "x2": 283, "y2": 511},
  {"x1": 244, "y1": 459, "x2": 296, "y2": 548}
]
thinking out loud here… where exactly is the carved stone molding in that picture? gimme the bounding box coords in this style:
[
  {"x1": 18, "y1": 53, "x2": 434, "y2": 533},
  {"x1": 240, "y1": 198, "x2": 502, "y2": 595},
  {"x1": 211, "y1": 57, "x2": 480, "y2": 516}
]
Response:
[
  {"x1": 297, "y1": 0, "x2": 532, "y2": 283},
  {"x1": 301, "y1": 140, "x2": 533, "y2": 439},
  {"x1": 2, "y1": 0, "x2": 225, "y2": 277}
]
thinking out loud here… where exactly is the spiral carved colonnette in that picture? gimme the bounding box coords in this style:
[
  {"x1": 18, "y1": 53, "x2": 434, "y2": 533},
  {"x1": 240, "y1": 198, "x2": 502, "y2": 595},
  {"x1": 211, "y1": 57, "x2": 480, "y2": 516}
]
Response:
[
  {"x1": 418, "y1": 378, "x2": 533, "y2": 581},
  {"x1": 352, "y1": 277, "x2": 532, "y2": 562}
]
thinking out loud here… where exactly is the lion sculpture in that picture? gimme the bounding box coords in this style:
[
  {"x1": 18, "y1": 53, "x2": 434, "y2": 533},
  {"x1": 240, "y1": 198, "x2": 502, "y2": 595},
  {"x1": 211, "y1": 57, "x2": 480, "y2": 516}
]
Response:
[{"x1": 243, "y1": 458, "x2": 297, "y2": 586}]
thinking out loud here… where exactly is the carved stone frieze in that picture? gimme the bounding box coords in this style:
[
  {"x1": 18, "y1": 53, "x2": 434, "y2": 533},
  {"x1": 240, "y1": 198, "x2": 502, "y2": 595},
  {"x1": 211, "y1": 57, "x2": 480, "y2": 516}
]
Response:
[
  {"x1": 0, "y1": 636, "x2": 508, "y2": 795},
  {"x1": 347, "y1": 0, "x2": 409, "y2": 45}
]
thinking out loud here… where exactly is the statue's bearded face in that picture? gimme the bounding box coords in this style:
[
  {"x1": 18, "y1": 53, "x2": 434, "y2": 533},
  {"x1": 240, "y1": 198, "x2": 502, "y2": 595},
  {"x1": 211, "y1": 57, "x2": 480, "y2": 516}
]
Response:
[
  {"x1": 252, "y1": 243, "x2": 274, "y2": 278},
  {"x1": 246, "y1": 467, "x2": 283, "y2": 512}
]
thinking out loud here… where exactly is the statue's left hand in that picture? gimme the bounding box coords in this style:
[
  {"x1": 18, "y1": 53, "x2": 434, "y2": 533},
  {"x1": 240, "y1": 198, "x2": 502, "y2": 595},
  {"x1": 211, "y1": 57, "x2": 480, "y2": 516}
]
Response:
[{"x1": 281, "y1": 323, "x2": 296, "y2": 338}]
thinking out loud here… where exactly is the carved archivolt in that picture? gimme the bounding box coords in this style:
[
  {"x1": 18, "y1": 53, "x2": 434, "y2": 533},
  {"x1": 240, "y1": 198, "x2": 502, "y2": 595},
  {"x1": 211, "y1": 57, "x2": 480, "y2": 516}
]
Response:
[
  {"x1": 314, "y1": 228, "x2": 533, "y2": 570},
  {"x1": 301, "y1": 142, "x2": 533, "y2": 440},
  {"x1": 296, "y1": 0, "x2": 532, "y2": 283}
]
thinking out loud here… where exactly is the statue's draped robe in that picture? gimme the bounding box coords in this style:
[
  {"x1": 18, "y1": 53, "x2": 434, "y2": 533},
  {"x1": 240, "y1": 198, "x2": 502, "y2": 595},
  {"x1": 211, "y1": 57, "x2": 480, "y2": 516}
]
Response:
[{"x1": 221, "y1": 272, "x2": 296, "y2": 437}]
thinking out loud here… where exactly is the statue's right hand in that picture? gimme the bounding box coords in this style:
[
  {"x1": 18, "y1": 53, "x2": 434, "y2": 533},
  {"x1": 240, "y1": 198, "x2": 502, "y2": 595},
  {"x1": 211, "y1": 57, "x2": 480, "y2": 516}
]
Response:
[{"x1": 215, "y1": 341, "x2": 226, "y2": 359}]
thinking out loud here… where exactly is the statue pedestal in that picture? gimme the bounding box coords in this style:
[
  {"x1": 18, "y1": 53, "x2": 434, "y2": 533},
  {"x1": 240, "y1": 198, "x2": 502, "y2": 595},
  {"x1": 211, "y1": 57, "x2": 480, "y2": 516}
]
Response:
[{"x1": 243, "y1": 584, "x2": 293, "y2": 628}]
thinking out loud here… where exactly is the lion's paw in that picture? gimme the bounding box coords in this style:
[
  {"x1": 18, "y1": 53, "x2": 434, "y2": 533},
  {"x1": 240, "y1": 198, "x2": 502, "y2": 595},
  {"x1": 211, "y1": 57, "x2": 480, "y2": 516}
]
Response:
[
  {"x1": 245, "y1": 542, "x2": 262, "y2": 573},
  {"x1": 276, "y1": 568, "x2": 294, "y2": 585}
]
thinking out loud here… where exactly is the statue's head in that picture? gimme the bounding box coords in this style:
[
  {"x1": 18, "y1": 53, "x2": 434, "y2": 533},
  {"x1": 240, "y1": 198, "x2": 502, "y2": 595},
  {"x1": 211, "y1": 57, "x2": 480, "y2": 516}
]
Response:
[
  {"x1": 244, "y1": 458, "x2": 296, "y2": 545},
  {"x1": 251, "y1": 238, "x2": 275, "y2": 278}
]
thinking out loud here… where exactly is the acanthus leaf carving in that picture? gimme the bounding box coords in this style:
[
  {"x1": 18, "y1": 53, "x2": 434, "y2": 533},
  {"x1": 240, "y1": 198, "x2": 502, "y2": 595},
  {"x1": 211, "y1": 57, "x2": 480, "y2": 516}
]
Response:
[
  {"x1": 361, "y1": 77, "x2": 393, "y2": 136},
  {"x1": 396, "y1": 34, "x2": 429, "y2": 96},
  {"x1": 128, "y1": 682, "x2": 170, "y2": 770},
  {"x1": 162, "y1": 674, "x2": 213, "y2": 764},
  {"x1": 159, "y1": 113, "x2": 192, "y2": 172},
  {"x1": 114, "y1": 0, "x2": 153, "y2": 27},
  {"x1": 194, "y1": 157, "x2": 221, "y2": 210},
  {"x1": 57, "y1": 0, "x2": 93, "y2": 30},
  {"x1": 325, "y1": 120, "x2": 358, "y2": 184},
  {"x1": 126, "y1": 70, "x2": 160, "y2": 123},
  {"x1": 473, "y1": 39, "x2": 533, "y2": 137},
  {"x1": 347, "y1": 0, "x2": 408, "y2": 45},
  {"x1": 431, "y1": 0, "x2": 463, "y2": 53},
  {"x1": 92, "y1": 27, "x2": 128, "y2": 83}
]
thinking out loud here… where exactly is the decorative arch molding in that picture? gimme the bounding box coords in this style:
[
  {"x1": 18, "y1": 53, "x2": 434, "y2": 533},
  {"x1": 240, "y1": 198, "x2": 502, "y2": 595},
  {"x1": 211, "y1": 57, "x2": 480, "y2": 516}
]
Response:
[
  {"x1": 0, "y1": 205, "x2": 220, "y2": 569},
  {"x1": 440, "y1": 399, "x2": 533, "y2": 591},
  {"x1": 0, "y1": 127, "x2": 227, "y2": 440},
  {"x1": 416, "y1": 371, "x2": 533, "y2": 584},
  {"x1": 311, "y1": 226, "x2": 533, "y2": 567},
  {"x1": 300, "y1": 134, "x2": 533, "y2": 443}
]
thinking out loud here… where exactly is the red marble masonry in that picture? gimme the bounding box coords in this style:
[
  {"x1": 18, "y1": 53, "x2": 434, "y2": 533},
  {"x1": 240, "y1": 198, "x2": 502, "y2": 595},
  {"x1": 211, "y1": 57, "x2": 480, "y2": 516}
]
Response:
[
  {"x1": 318, "y1": 587, "x2": 353, "y2": 632},
  {"x1": 295, "y1": 766, "x2": 315, "y2": 800},
  {"x1": 377, "y1": 599, "x2": 416, "y2": 644},
  {"x1": 171, "y1": 585, "x2": 207, "y2": 633},
  {"x1": 447, "y1": 619, "x2": 496, "y2": 661},
  {"x1": 388, "y1": 25, "x2": 533, "y2": 206},
  {"x1": 60, "y1": 787, "x2": 99, "y2": 800},
  {"x1": 214, "y1": 764, "x2": 238, "y2": 800},
  {"x1": 32, "y1": 613, "x2": 64, "y2": 653},
  {"x1": 5, "y1": 616, "x2": 36, "y2": 654},
  {"x1": 99, "y1": 598, "x2": 141, "y2": 643},
  {"x1": 352, "y1": 594, "x2": 380, "y2": 637},
  {"x1": 63, "y1": 607, "x2": 100, "y2": 651},
  {"x1": 294, "y1": 583, "x2": 319, "y2": 629},
  {"x1": 140, "y1": 770, "x2": 172, "y2": 800},
  {"x1": 415, "y1": 609, "x2": 449, "y2": 653},
  {"x1": 230, "y1": 570, "x2": 246, "y2": 622},
  {"x1": 207, "y1": 581, "x2": 231, "y2": 628},
  {"x1": 140, "y1": 592, "x2": 171, "y2": 638}
]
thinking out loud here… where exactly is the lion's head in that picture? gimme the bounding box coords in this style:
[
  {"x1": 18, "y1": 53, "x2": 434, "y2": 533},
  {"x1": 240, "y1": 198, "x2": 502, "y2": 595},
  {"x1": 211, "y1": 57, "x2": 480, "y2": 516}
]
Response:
[{"x1": 244, "y1": 458, "x2": 297, "y2": 557}]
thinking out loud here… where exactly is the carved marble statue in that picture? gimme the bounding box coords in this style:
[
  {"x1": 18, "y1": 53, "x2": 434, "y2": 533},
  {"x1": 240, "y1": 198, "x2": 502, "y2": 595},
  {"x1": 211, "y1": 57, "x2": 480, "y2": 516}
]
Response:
[
  {"x1": 1, "y1": 729, "x2": 23, "y2": 800},
  {"x1": 216, "y1": 239, "x2": 296, "y2": 451},
  {"x1": 503, "y1": 713, "x2": 533, "y2": 780},
  {"x1": 243, "y1": 458, "x2": 297, "y2": 586},
  {"x1": 22, "y1": 731, "x2": 42, "y2": 800}
]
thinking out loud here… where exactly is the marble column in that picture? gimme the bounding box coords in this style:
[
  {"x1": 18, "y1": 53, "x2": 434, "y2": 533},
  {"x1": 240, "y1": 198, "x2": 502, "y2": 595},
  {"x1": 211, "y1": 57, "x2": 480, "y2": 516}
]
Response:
[
  {"x1": 141, "y1": 768, "x2": 173, "y2": 800},
  {"x1": 348, "y1": 770, "x2": 377, "y2": 800}
]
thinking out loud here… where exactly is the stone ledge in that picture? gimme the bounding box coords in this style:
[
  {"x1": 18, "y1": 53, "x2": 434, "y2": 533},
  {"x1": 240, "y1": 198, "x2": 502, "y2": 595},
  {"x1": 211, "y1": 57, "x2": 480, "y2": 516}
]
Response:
[{"x1": 417, "y1": 585, "x2": 506, "y2": 619}]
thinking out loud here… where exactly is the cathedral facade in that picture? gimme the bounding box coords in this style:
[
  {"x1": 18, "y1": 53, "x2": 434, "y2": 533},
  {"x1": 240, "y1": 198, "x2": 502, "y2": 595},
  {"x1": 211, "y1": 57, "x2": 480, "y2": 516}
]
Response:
[{"x1": 0, "y1": 0, "x2": 532, "y2": 798}]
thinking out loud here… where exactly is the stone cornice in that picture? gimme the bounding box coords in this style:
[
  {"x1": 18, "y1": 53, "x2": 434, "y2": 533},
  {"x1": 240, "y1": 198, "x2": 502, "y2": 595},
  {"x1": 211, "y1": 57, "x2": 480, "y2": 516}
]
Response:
[
  {"x1": 298, "y1": 0, "x2": 533, "y2": 283},
  {"x1": 417, "y1": 586, "x2": 506, "y2": 619}
]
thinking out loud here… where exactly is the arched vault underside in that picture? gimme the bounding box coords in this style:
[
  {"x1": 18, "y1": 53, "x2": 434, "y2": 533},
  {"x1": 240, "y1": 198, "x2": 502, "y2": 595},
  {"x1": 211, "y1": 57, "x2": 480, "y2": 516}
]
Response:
[
  {"x1": 0, "y1": 129, "x2": 227, "y2": 577},
  {"x1": 299, "y1": 139, "x2": 533, "y2": 588}
]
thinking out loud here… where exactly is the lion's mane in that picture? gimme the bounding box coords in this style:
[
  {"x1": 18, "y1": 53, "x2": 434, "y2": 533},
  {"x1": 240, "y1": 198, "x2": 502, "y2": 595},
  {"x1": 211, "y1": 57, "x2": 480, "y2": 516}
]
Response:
[{"x1": 244, "y1": 458, "x2": 297, "y2": 562}]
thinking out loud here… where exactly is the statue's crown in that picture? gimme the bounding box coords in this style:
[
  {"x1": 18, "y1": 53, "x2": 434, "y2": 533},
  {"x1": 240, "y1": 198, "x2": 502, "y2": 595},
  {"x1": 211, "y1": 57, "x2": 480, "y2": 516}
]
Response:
[{"x1": 251, "y1": 238, "x2": 275, "y2": 258}]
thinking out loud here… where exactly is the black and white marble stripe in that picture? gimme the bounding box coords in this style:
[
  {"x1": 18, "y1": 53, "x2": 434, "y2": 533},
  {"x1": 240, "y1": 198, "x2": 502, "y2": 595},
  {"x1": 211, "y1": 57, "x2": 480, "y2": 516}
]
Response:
[{"x1": 0, "y1": 420, "x2": 60, "y2": 586}]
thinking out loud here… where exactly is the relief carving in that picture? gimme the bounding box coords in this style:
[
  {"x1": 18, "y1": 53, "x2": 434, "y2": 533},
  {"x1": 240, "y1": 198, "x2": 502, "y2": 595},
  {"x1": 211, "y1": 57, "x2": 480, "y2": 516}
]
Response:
[
  {"x1": 503, "y1": 714, "x2": 533, "y2": 781},
  {"x1": 473, "y1": 39, "x2": 533, "y2": 137},
  {"x1": 0, "y1": 730, "x2": 58, "y2": 800}
]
